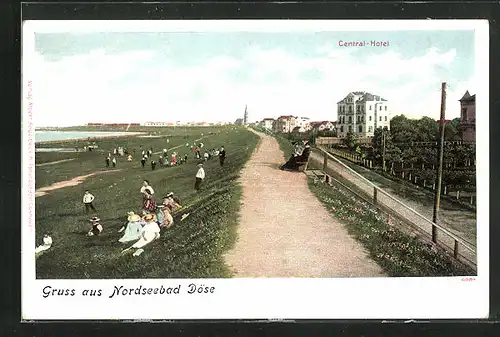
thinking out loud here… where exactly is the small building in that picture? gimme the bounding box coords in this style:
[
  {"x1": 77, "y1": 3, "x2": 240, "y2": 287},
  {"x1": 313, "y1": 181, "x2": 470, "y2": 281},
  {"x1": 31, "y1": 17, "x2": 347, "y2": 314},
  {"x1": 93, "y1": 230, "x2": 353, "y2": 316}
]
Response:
[
  {"x1": 261, "y1": 118, "x2": 275, "y2": 130},
  {"x1": 458, "y1": 90, "x2": 476, "y2": 142}
]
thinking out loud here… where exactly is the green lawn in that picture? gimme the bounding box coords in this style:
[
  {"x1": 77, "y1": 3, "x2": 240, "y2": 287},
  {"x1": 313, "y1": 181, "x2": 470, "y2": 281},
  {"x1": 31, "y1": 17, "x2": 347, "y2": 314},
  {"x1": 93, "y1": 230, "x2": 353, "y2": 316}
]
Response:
[{"x1": 35, "y1": 126, "x2": 260, "y2": 279}]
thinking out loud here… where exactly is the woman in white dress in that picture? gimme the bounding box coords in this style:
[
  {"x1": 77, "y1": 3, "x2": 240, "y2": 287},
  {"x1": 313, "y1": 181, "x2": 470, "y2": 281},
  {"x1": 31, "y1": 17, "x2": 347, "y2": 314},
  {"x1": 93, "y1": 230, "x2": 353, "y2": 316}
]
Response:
[
  {"x1": 118, "y1": 212, "x2": 144, "y2": 243},
  {"x1": 35, "y1": 233, "x2": 52, "y2": 254},
  {"x1": 122, "y1": 213, "x2": 160, "y2": 256}
]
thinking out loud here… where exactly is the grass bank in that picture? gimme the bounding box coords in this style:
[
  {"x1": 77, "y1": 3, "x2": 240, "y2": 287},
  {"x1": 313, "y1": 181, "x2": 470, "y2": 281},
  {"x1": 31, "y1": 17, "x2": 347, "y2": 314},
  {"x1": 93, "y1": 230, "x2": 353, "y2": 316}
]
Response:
[
  {"x1": 308, "y1": 178, "x2": 474, "y2": 276},
  {"x1": 35, "y1": 126, "x2": 259, "y2": 278}
]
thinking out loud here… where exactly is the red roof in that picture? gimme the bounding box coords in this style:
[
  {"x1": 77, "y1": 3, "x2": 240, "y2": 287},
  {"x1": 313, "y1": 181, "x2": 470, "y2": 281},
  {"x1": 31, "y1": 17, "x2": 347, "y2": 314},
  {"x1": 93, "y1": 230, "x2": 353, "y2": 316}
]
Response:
[{"x1": 277, "y1": 115, "x2": 296, "y2": 119}]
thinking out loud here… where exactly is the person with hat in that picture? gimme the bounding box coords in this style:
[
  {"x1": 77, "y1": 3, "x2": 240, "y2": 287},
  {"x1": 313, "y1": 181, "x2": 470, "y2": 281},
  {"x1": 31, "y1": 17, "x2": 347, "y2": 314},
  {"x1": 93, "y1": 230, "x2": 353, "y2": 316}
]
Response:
[
  {"x1": 87, "y1": 216, "x2": 103, "y2": 237},
  {"x1": 83, "y1": 190, "x2": 97, "y2": 214},
  {"x1": 122, "y1": 213, "x2": 161, "y2": 256},
  {"x1": 118, "y1": 212, "x2": 145, "y2": 243},
  {"x1": 219, "y1": 146, "x2": 226, "y2": 166},
  {"x1": 141, "y1": 188, "x2": 157, "y2": 214},
  {"x1": 35, "y1": 232, "x2": 53, "y2": 254},
  {"x1": 195, "y1": 163, "x2": 205, "y2": 191},
  {"x1": 280, "y1": 141, "x2": 311, "y2": 171}
]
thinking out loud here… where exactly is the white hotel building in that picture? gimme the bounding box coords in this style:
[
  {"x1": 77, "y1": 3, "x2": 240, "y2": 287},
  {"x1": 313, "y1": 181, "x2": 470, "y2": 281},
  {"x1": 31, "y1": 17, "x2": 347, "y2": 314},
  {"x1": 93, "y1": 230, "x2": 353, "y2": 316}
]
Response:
[{"x1": 336, "y1": 91, "x2": 392, "y2": 137}]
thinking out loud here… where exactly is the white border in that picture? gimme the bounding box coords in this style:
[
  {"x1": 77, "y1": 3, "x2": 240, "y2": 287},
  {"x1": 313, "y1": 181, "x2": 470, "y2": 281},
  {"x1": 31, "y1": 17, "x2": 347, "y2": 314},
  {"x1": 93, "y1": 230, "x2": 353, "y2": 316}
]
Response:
[{"x1": 22, "y1": 20, "x2": 489, "y2": 320}]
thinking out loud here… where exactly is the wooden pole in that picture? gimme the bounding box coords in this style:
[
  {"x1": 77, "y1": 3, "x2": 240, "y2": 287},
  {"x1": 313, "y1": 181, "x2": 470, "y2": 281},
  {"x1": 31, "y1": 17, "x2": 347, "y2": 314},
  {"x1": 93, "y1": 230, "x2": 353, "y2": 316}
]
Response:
[
  {"x1": 432, "y1": 82, "x2": 447, "y2": 243},
  {"x1": 382, "y1": 131, "x2": 386, "y2": 172}
]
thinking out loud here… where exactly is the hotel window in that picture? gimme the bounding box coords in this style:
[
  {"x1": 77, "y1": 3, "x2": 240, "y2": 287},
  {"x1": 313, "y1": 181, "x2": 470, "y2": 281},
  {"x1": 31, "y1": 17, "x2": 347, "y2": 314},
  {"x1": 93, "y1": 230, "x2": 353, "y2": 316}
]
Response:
[
  {"x1": 357, "y1": 116, "x2": 360, "y2": 122},
  {"x1": 338, "y1": 106, "x2": 341, "y2": 113},
  {"x1": 349, "y1": 106, "x2": 352, "y2": 112},
  {"x1": 461, "y1": 108, "x2": 467, "y2": 120},
  {"x1": 385, "y1": 116, "x2": 387, "y2": 121},
  {"x1": 369, "y1": 105, "x2": 372, "y2": 110},
  {"x1": 348, "y1": 125, "x2": 352, "y2": 132},
  {"x1": 369, "y1": 116, "x2": 372, "y2": 121},
  {"x1": 379, "y1": 106, "x2": 382, "y2": 111},
  {"x1": 379, "y1": 116, "x2": 382, "y2": 121},
  {"x1": 368, "y1": 126, "x2": 373, "y2": 132},
  {"x1": 385, "y1": 106, "x2": 387, "y2": 111},
  {"x1": 348, "y1": 116, "x2": 352, "y2": 123},
  {"x1": 356, "y1": 105, "x2": 360, "y2": 112},
  {"x1": 340, "y1": 126, "x2": 344, "y2": 133},
  {"x1": 358, "y1": 125, "x2": 362, "y2": 133}
]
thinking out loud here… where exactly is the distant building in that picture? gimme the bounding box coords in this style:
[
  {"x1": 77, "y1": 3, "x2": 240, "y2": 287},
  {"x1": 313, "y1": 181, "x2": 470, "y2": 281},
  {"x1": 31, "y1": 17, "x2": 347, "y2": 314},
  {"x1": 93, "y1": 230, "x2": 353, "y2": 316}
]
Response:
[
  {"x1": 142, "y1": 122, "x2": 172, "y2": 127},
  {"x1": 310, "y1": 121, "x2": 336, "y2": 132},
  {"x1": 260, "y1": 118, "x2": 275, "y2": 130},
  {"x1": 273, "y1": 115, "x2": 298, "y2": 133},
  {"x1": 296, "y1": 117, "x2": 312, "y2": 131},
  {"x1": 458, "y1": 90, "x2": 476, "y2": 142},
  {"x1": 336, "y1": 91, "x2": 392, "y2": 137}
]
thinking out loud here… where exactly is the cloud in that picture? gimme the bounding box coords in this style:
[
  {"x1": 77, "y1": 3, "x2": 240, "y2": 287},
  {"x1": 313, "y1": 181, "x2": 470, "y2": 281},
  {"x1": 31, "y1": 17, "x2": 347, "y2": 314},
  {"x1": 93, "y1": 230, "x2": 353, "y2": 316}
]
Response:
[{"x1": 29, "y1": 44, "x2": 473, "y2": 126}]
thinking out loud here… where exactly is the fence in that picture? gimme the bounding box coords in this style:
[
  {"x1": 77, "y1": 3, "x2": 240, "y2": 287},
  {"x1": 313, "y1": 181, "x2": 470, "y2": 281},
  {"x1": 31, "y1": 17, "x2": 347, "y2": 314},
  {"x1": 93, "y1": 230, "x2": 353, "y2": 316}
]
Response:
[
  {"x1": 310, "y1": 146, "x2": 477, "y2": 271},
  {"x1": 327, "y1": 147, "x2": 476, "y2": 206}
]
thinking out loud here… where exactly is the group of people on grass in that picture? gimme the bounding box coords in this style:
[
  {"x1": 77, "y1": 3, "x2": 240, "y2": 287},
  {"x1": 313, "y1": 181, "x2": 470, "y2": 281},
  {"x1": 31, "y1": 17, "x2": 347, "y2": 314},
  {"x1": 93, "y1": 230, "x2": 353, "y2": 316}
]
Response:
[
  {"x1": 81, "y1": 180, "x2": 185, "y2": 256},
  {"x1": 36, "y1": 140, "x2": 229, "y2": 257}
]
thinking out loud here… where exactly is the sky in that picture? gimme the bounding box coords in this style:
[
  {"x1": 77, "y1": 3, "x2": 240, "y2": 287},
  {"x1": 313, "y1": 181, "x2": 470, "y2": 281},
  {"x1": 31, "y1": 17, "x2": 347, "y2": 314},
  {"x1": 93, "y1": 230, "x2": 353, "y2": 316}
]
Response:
[{"x1": 29, "y1": 29, "x2": 477, "y2": 126}]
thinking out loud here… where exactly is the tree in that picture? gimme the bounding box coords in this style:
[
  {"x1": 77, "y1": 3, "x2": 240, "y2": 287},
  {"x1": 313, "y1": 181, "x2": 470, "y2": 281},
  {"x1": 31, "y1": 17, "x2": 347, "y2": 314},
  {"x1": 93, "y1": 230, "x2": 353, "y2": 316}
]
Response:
[{"x1": 342, "y1": 131, "x2": 358, "y2": 150}]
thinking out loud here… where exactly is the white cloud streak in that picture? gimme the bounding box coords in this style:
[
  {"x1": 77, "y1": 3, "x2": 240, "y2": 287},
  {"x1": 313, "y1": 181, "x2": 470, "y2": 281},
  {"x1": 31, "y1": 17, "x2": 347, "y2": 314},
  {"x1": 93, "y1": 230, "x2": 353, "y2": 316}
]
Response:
[{"x1": 30, "y1": 45, "x2": 473, "y2": 126}]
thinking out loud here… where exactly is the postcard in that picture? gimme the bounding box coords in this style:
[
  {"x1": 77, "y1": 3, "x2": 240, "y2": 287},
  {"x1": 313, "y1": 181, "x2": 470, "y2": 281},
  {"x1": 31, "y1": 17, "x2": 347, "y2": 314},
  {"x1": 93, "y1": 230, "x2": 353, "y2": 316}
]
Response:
[{"x1": 22, "y1": 19, "x2": 489, "y2": 320}]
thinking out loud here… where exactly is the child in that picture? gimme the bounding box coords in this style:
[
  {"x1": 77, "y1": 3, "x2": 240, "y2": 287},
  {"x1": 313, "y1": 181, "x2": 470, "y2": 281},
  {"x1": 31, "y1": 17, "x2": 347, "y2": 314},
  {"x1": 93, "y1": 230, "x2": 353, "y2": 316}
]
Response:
[
  {"x1": 83, "y1": 190, "x2": 97, "y2": 213},
  {"x1": 35, "y1": 233, "x2": 53, "y2": 254},
  {"x1": 195, "y1": 163, "x2": 205, "y2": 191},
  {"x1": 87, "y1": 217, "x2": 103, "y2": 237}
]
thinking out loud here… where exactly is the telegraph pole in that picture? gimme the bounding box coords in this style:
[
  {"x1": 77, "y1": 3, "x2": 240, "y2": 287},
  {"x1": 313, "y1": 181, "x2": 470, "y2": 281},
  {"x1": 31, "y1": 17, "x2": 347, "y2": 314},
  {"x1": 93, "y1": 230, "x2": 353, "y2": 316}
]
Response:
[
  {"x1": 382, "y1": 130, "x2": 386, "y2": 171},
  {"x1": 432, "y1": 82, "x2": 447, "y2": 243}
]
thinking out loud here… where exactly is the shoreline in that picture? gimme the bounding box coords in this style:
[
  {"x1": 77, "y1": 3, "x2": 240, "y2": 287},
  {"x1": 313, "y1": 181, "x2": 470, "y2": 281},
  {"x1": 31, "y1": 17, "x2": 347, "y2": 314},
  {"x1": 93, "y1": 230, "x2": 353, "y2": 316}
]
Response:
[{"x1": 35, "y1": 132, "x2": 146, "y2": 145}]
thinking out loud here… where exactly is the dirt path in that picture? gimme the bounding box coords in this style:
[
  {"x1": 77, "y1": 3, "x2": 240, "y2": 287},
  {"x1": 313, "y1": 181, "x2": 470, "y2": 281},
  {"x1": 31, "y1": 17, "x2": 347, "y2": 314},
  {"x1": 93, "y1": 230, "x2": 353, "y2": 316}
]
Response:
[
  {"x1": 35, "y1": 169, "x2": 123, "y2": 197},
  {"x1": 36, "y1": 158, "x2": 76, "y2": 167},
  {"x1": 224, "y1": 130, "x2": 385, "y2": 278}
]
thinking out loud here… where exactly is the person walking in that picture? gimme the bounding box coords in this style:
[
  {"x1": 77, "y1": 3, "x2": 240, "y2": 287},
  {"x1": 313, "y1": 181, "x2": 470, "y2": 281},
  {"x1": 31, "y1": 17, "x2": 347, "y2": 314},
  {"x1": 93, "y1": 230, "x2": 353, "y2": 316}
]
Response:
[
  {"x1": 141, "y1": 157, "x2": 146, "y2": 168},
  {"x1": 184, "y1": 153, "x2": 188, "y2": 164},
  {"x1": 151, "y1": 160, "x2": 157, "y2": 171},
  {"x1": 83, "y1": 190, "x2": 97, "y2": 214},
  {"x1": 112, "y1": 157, "x2": 117, "y2": 168},
  {"x1": 105, "y1": 156, "x2": 110, "y2": 168},
  {"x1": 195, "y1": 163, "x2": 205, "y2": 191},
  {"x1": 219, "y1": 146, "x2": 226, "y2": 167}
]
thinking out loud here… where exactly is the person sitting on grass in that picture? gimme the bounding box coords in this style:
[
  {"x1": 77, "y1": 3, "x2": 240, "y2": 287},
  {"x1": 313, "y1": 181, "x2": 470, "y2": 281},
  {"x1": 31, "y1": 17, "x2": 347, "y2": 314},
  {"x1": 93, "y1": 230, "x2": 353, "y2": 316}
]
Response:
[
  {"x1": 280, "y1": 143, "x2": 311, "y2": 171},
  {"x1": 163, "y1": 192, "x2": 181, "y2": 213},
  {"x1": 141, "y1": 189, "x2": 157, "y2": 215},
  {"x1": 118, "y1": 212, "x2": 145, "y2": 243},
  {"x1": 35, "y1": 232, "x2": 53, "y2": 254},
  {"x1": 87, "y1": 216, "x2": 103, "y2": 237},
  {"x1": 121, "y1": 213, "x2": 161, "y2": 256}
]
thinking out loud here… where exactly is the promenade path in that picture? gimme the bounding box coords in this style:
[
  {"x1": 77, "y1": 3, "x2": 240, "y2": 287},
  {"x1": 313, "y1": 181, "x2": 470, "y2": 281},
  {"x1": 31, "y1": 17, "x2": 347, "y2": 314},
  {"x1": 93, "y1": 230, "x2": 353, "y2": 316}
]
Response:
[
  {"x1": 308, "y1": 151, "x2": 477, "y2": 266},
  {"x1": 224, "y1": 130, "x2": 385, "y2": 278}
]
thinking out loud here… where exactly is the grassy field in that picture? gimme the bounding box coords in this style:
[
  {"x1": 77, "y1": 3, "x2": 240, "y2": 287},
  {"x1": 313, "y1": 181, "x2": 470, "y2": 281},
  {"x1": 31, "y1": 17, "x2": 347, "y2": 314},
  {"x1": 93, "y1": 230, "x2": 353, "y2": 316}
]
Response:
[
  {"x1": 35, "y1": 126, "x2": 260, "y2": 279},
  {"x1": 268, "y1": 128, "x2": 473, "y2": 276}
]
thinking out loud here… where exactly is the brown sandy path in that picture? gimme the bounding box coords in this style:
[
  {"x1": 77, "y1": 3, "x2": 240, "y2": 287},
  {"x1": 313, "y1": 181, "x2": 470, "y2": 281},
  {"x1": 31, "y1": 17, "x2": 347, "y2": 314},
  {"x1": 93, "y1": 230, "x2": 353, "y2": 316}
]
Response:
[
  {"x1": 224, "y1": 130, "x2": 385, "y2": 278},
  {"x1": 36, "y1": 159, "x2": 76, "y2": 167},
  {"x1": 35, "y1": 169, "x2": 123, "y2": 197}
]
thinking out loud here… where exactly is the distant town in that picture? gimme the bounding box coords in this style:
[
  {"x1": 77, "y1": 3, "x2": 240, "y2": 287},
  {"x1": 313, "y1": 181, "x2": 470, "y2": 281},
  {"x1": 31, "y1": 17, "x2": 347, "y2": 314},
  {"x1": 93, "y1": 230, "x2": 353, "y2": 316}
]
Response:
[{"x1": 83, "y1": 90, "x2": 476, "y2": 142}]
